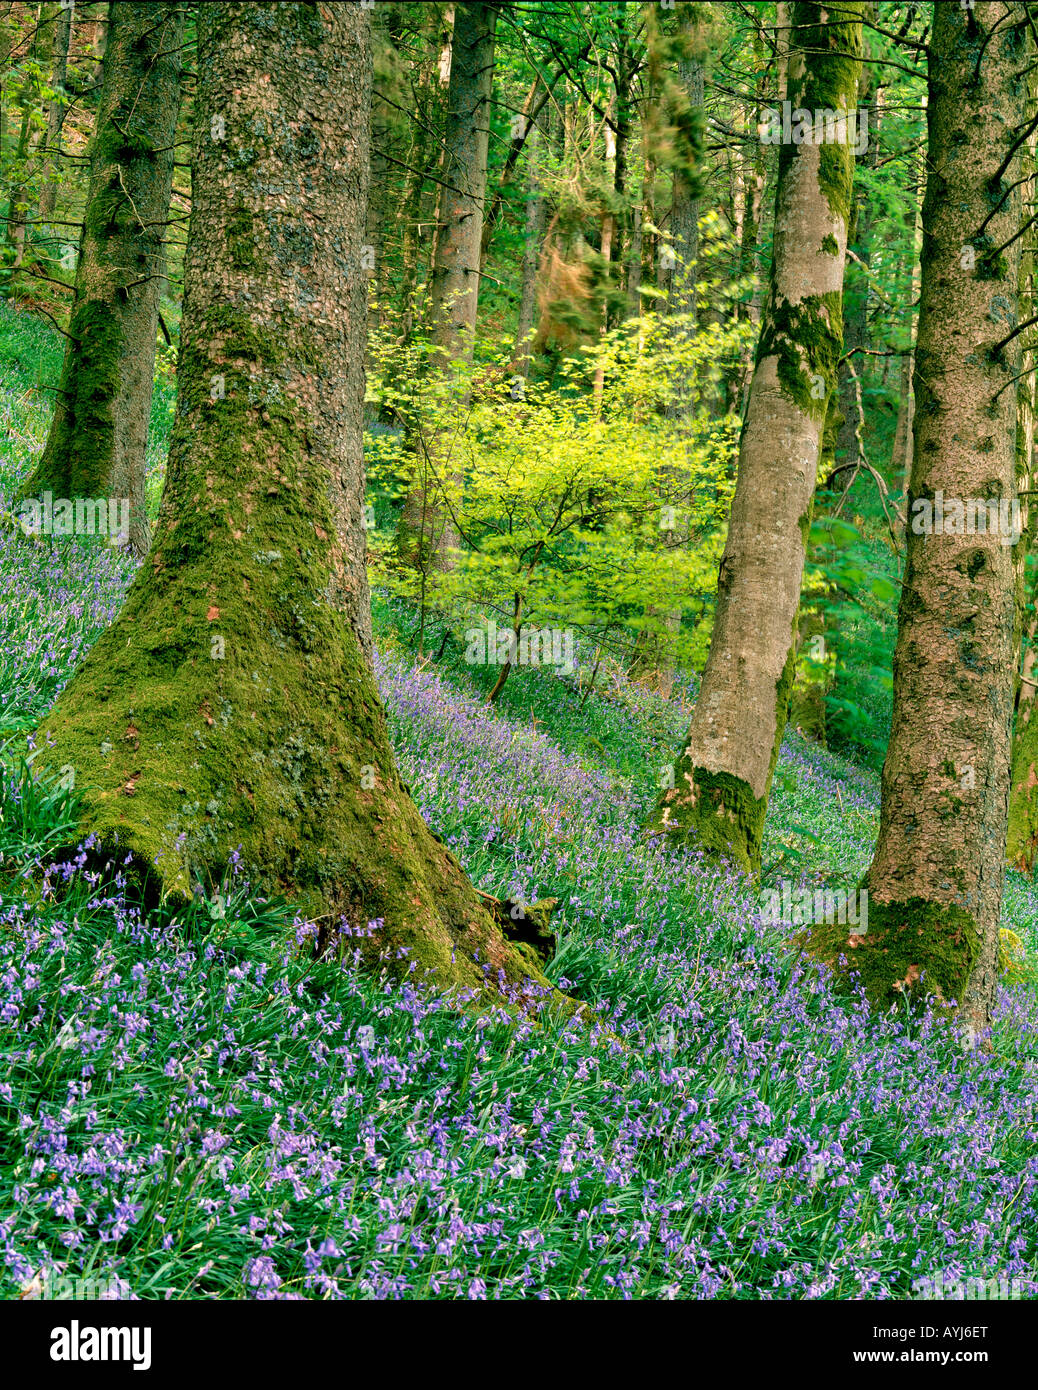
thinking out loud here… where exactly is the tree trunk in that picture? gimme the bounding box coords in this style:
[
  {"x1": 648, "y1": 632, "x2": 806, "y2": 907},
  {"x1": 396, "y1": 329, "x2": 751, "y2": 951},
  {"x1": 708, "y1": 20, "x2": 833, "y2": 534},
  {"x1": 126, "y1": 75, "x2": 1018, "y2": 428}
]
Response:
[
  {"x1": 890, "y1": 346, "x2": 914, "y2": 487},
  {"x1": 33, "y1": 0, "x2": 555, "y2": 1010},
  {"x1": 1007, "y1": 26, "x2": 1038, "y2": 873},
  {"x1": 646, "y1": 1, "x2": 864, "y2": 874},
  {"x1": 17, "y1": 2, "x2": 185, "y2": 558},
  {"x1": 37, "y1": 0, "x2": 74, "y2": 222},
  {"x1": 512, "y1": 117, "x2": 546, "y2": 377},
  {"x1": 628, "y1": 3, "x2": 708, "y2": 697},
  {"x1": 826, "y1": 2, "x2": 1025, "y2": 1028},
  {"x1": 592, "y1": 117, "x2": 616, "y2": 411},
  {"x1": 3, "y1": 5, "x2": 43, "y2": 280},
  {"x1": 396, "y1": 6, "x2": 453, "y2": 346},
  {"x1": 668, "y1": 11, "x2": 705, "y2": 328},
  {"x1": 400, "y1": 1, "x2": 496, "y2": 572},
  {"x1": 833, "y1": 80, "x2": 879, "y2": 469}
]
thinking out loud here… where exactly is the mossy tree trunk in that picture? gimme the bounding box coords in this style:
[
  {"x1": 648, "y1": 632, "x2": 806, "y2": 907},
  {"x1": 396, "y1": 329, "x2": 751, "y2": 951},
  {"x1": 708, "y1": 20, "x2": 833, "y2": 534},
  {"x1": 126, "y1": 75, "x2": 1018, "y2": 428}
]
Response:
[
  {"x1": 33, "y1": 1, "x2": 555, "y2": 1010},
  {"x1": 646, "y1": 1, "x2": 863, "y2": 873},
  {"x1": 18, "y1": 1, "x2": 185, "y2": 558},
  {"x1": 399, "y1": 2, "x2": 497, "y2": 576},
  {"x1": 827, "y1": 1, "x2": 1026, "y2": 1027}
]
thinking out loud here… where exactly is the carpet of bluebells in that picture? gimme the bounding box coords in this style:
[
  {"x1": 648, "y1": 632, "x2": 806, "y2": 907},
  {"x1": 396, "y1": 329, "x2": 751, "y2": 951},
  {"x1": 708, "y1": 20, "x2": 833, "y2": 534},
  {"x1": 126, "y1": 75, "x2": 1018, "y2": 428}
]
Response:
[{"x1": 2, "y1": 305, "x2": 1038, "y2": 1300}]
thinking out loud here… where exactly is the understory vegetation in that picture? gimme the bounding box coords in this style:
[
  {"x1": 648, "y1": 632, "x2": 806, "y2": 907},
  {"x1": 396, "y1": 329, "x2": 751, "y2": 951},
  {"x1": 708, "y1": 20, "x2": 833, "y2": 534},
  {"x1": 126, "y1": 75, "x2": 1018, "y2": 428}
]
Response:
[{"x1": 1, "y1": 306, "x2": 1037, "y2": 1300}]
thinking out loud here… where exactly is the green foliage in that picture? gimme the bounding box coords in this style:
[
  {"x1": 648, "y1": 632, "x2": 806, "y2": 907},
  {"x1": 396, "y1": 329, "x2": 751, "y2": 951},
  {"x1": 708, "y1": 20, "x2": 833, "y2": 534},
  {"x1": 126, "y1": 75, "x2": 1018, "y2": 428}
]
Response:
[{"x1": 367, "y1": 307, "x2": 749, "y2": 678}]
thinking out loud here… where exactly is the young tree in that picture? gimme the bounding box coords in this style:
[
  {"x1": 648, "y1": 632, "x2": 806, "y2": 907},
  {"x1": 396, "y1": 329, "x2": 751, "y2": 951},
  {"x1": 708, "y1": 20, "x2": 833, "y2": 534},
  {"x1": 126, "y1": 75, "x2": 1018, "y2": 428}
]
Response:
[
  {"x1": 18, "y1": 1, "x2": 185, "y2": 557},
  {"x1": 647, "y1": 1, "x2": 864, "y2": 872},
  {"x1": 33, "y1": 0, "x2": 555, "y2": 1008},
  {"x1": 817, "y1": 1, "x2": 1027, "y2": 1028}
]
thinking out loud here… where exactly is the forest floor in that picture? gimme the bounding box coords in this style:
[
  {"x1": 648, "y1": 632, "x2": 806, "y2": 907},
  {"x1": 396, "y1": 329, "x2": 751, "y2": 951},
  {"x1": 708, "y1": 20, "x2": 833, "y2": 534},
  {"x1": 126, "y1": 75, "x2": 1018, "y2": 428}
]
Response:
[{"x1": 1, "y1": 304, "x2": 1038, "y2": 1299}]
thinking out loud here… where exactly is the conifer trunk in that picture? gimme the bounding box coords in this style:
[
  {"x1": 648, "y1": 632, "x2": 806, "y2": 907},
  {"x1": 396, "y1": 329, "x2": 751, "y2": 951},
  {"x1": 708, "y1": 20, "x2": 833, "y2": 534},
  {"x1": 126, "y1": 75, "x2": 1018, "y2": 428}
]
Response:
[
  {"x1": 825, "y1": 1, "x2": 1026, "y2": 1027},
  {"x1": 34, "y1": 1, "x2": 554, "y2": 1009}
]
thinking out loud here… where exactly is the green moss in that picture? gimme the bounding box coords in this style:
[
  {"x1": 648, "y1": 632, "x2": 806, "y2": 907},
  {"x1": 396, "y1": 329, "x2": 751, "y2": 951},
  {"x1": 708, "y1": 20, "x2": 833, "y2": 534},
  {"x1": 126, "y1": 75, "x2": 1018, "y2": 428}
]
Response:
[
  {"x1": 757, "y1": 290, "x2": 844, "y2": 422},
  {"x1": 786, "y1": 2, "x2": 864, "y2": 226},
  {"x1": 18, "y1": 297, "x2": 123, "y2": 502},
  {"x1": 801, "y1": 895, "x2": 983, "y2": 1010},
  {"x1": 821, "y1": 233, "x2": 839, "y2": 256},
  {"x1": 648, "y1": 763, "x2": 765, "y2": 875},
  {"x1": 31, "y1": 309, "x2": 556, "y2": 1011},
  {"x1": 227, "y1": 207, "x2": 256, "y2": 269}
]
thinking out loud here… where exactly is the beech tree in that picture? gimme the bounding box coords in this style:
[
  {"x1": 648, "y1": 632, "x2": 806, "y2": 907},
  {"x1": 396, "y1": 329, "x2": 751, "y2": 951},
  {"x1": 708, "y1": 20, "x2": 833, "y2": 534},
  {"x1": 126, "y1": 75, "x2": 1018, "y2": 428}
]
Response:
[
  {"x1": 647, "y1": 1, "x2": 864, "y2": 872},
  {"x1": 18, "y1": 1, "x2": 185, "y2": 558},
  {"x1": 815, "y1": 1, "x2": 1026, "y2": 1028},
  {"x1": 34, "y1": 1, "x2": 555, "y2": 1007}
]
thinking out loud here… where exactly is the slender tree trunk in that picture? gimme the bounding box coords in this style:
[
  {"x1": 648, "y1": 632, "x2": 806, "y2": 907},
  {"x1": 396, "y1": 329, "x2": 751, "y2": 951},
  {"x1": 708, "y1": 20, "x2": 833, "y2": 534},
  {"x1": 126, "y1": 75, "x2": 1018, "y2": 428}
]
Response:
[
  {"x1": 396, "y1": 7, "x2": 452, "y2": 346},
  {"x1": 33, "y1": 0, "x2": 555, "y2": 1009},
  {"x1": 1007, "y1": 26, "x2": 1038, "y2": 872},
  {"x1": 512, "y1": 116, "x2": 546, "y2": 377},
  {"x1": 890, "y1": 347, "x2": 914, "y2": 485},
  {"x1": 832, "y1": 2, "x2": 1025, "y2": 1028},
  {"x1": 37, "y1": 0, "x2": 73, "y2": 221},
  {"x1": 17, "y1": 2, "x2": 185, "y2": 558},
  {"x1": 400, "y1": 1, "x2": 497, "y2": 573},
  {"x1": 833, "y1": 80, "x2": 879, "y2": 469},
  {"x1": 592, "y1": 116, "x2": 616, "y2": 412},
  {"x1": 669, "y1": 13, "x2": 704, "y2": 328},
  {"x1": 646, "y1": 2, "x2": 864, "y2": 874},
  {"x1": 3, "y1": 4, "x2": 42, "y2": 279},
  {"x1": 625, "y1": 194, "x2": 642, "y2": 318},
  {"x1": 628, "y1": 3, "x2": 708, "y2": 697}
]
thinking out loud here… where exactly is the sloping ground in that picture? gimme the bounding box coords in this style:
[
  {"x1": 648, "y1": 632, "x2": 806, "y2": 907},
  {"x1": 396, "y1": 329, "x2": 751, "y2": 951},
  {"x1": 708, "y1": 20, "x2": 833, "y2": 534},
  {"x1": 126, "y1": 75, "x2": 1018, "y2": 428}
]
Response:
[{"x1": 1, "y1": 306, "x2": 1037, "y2": 1300}]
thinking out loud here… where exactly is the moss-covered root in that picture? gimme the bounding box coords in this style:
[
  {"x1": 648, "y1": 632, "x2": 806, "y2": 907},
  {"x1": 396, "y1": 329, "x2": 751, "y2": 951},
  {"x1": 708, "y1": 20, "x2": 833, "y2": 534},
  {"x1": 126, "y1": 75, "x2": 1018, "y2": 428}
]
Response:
[
  {"x1": 646, "y1": 763, "x2": 765, "y2": 876},
  {"x1": 800, "y1": 896, "x2": 983, "y2": 1013}
]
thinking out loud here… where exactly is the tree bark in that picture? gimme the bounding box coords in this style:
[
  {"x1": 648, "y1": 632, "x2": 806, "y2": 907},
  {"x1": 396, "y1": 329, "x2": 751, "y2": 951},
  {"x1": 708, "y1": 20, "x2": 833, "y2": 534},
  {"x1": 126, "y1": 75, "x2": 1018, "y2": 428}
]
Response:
[
  {"x1": 33, "y1": 0, "x2": 555, "y2": 1011},
  {"x1": 512, "y1": 116, "x2": 546, "y2": 377},
  {"x1": 37, "y1": 0, "x2": 73, "y2": 222},
  {"x1": 396, "y1": 6, "x2": 452, "y2": 346},
  {"x1": 1007, "y1": 22, "x2": 1038, "y2": 872},
  {"x1": 833, "y1": 80, "x2": 879, "y2": 469},
  {"x1": 399, "y1": 1, "x2": 497, "y2": 572},
  {"x1": 828, "y1": 2, "x2": 1025, "y2": 1028},
  {"x1": 646, "y1": 1, "x2": 864, "y2": 874},
  {"x1": 17, "y1": 1, "x2": 185, "y2": 558}
]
